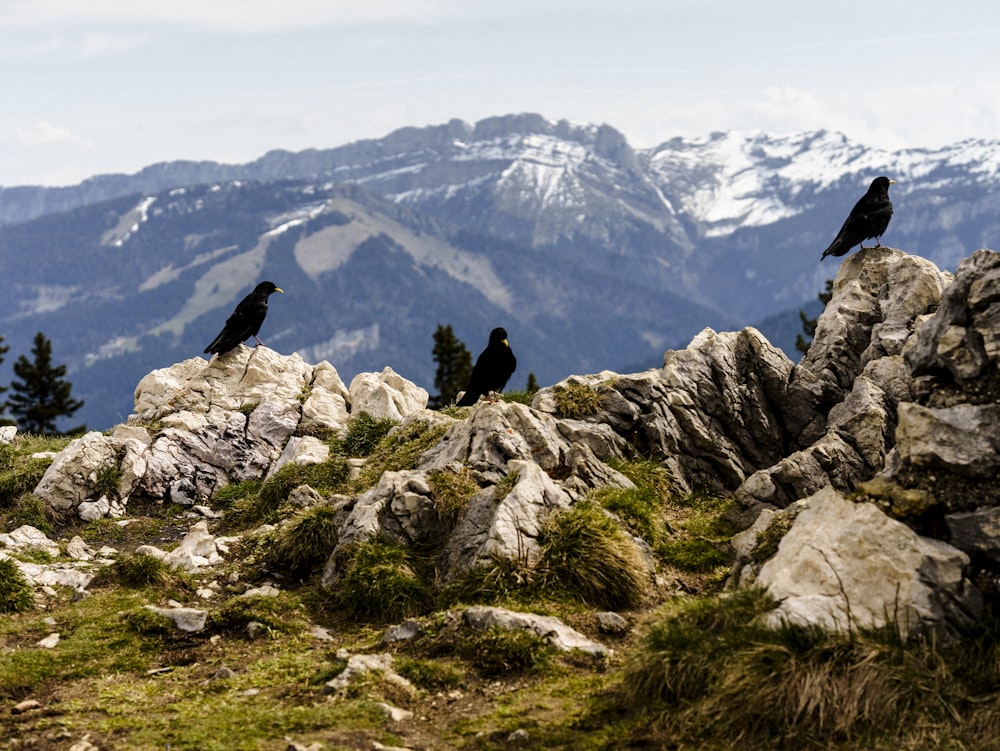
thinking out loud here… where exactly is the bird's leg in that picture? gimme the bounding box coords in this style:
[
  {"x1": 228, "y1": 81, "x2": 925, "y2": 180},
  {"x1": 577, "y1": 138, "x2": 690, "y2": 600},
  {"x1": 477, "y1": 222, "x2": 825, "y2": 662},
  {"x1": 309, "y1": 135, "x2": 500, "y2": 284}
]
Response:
[
  {"x1": 254, "y1": 335, "x2": 266, "y2": 347},
  {"x1": 859, "y1": 242, "x2": 869, "y2": 250},
  {"x1": 875, "y1": 237, "x2": 883, "y2": 247}
]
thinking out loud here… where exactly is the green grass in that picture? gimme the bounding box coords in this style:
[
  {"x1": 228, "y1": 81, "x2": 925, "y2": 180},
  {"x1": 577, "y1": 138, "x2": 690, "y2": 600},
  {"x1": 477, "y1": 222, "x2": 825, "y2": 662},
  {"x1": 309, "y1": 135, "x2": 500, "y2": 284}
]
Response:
[
  {"x1": 335, "y1": 539, "x2": 432, "y2": 622},
  {"x1": 456, "y1": 626, "x2": 557, "y2": 678},
  {"x1": 500, "y1": 390, "x2": 535, "y2": 405},
  {"x1": 428, "y1": 466, "x2": 480, "y2": 530},
  {"x1": 266, "y1": 504, "x2": 340, "y2": 579},
  {"x1": 0, "y1": 590, "x2": 174, "y2": 695},
  {"x1": 339, "y1": 412, "x2": 399, "y2": 457},
  {"x1": 657, "y1": 488, "x2": 736, "y2": 576},
  {"x1": 538, "y1": 501, "x2": 650, "y2": 610},
  {"x1": 0, "y1": 557, "x2": 35, "y2": 613},
  {"x1": 350, "y1": 419, "x2": 447, "y2": 492},
  {"x1": 0, "y1": 434, "x2": 71, "y2": 511},
  {"x1": 2, "y1": 492, "x2": 53, "y2": 533},
  {"x1": 441, "y1": 556, "x2": 539, "y2": 608},
  {"x1": 620, "y1": 589, "x2": 1000, "y2": 750},
  {"x1": 227, "y1": 458, "x2": 350, "y2": 526},
  {"x1": 394, "y1": 655, "x2": 465, "y2": 690},
  {"x1": 97, "y1": 551, "x2": 189, "y2": 590},
  {"x1": 552, "y1": 382, "x2": 603, "y2": 419},
  {"x1": 592, "y1": 457, "x2": 675, "y2": 548}
]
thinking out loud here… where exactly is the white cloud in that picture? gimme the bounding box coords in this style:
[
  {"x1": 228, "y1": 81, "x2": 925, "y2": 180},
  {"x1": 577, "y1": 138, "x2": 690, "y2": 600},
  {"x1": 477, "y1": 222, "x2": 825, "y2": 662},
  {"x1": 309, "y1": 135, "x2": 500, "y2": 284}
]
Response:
[
  {"x1": 0, "y1": 0, "x2": 454, "y2": 33},
  {"x1": 14, "y1": 122, "x2": 91, "y2": 148},
  {"x1": 79, "y1": 31, "x2": 148, "y2": 57}
]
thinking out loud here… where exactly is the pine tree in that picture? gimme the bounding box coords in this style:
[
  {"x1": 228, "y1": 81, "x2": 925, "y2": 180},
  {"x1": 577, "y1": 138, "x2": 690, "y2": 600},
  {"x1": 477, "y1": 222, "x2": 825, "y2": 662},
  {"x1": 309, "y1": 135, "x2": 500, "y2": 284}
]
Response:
[
  {"x1": 796, "y1": 280, "x2": 834, "y2": 356},
  {"x1": 430, "y1": 324, "x2": 473, "y2": 409},
  {"x1": 525, "y1": 372, "x2": 539, "y2": 394},
  {"x1": 6, "y1": 332, "x2": 84, "y2": 435}
]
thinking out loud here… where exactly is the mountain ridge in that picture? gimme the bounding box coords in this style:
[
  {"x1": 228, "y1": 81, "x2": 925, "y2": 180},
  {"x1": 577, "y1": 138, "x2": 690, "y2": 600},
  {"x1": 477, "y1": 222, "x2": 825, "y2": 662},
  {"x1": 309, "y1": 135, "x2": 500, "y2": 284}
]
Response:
[{"x1": 1, "y1": 113, "x2": 997, "y2": 431}]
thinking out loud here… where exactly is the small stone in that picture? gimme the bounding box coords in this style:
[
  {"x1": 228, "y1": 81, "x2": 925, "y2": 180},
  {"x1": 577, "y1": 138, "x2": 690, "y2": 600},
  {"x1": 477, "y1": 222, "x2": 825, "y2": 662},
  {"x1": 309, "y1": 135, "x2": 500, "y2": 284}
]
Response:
[
  {"x1": 308, "y1": 624, "x2": 334, "y2": 641},
  {"x1": 208, "y1": 667, "x2": 236, "y2": 681},
  {"x1": 380, "y1": 618, "x2": 422, "y2": 645},
  {"x1": 507, "y1": 728, "x2": 530, "y2": 745},
  {"x1": 36, "y1": 633, "x2": 60, "y2": 649},
  {"x1": 12, "y1": 699, "x2": 41, "y2": 714},
  {"x1": 595, "y1": 612, "x2": 629, "y2": 635},
  {"x1": 377, "y1": 702, "x2": 414, "y2": 722}
]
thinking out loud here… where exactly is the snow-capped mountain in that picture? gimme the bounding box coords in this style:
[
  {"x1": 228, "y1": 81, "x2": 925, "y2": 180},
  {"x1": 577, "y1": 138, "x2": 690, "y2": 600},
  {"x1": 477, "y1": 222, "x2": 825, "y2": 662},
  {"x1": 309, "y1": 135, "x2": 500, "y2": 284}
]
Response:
[{"x1": 1, "y1": 113, "x2": 998, "y2": 430}]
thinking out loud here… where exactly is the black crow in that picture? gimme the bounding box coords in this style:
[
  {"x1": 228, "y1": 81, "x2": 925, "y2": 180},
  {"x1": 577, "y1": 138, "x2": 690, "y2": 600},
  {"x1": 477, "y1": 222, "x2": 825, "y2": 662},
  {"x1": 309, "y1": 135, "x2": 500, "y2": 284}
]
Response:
[
  {"x1": 204, "y1": 281, "x2": 283, "y2": 356},
  {"x1": 821, "y1": 176, "x2": 895, "y2": 260},
  {"x1": 457, "y1": 327, "x2": 516, "y2": 406}
]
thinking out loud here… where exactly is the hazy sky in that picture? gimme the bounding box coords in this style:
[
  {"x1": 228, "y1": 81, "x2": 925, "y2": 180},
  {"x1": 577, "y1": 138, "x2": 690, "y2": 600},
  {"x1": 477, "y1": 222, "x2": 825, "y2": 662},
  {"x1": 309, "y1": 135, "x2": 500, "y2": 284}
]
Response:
[{"x1": 2, "y1": 0, "x2": 998, "y2": 187}]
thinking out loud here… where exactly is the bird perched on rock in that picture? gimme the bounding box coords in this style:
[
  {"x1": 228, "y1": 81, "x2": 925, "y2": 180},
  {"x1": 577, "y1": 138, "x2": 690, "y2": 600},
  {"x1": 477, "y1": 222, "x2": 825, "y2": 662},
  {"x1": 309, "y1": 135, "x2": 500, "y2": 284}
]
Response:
[
  {"x1": 821, "y1": 176, "x2": 896, "y2": 260},
  {"x1": 204, "y1": 281, "x2": 283, "y2": 356},
  {"x1": 457, "y1": 327, "x2": 516, "y2": 406}
]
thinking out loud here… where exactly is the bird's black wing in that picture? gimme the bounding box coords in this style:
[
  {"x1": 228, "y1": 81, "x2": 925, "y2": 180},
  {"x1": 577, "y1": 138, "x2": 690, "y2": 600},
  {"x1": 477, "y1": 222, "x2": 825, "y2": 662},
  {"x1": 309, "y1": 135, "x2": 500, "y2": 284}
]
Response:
[
  {"x1": 457, "y1": 341, "x2": 516, "y2": 406},
  {"x1": 204, "y1": 293, "x2": 268, "y2": 355},
  {"x1": 821, "y1": 178, "x2": 894, "y2": 260},
  {"x1": 456, "y1": 358, "x2": 490, "y2": 406}
]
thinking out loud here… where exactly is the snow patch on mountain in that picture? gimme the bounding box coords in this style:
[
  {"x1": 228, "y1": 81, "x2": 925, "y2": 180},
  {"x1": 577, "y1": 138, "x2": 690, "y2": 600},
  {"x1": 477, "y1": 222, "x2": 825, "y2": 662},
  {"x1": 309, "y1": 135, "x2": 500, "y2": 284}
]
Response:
[
  {"x1": 266, "y1": 202, "x2": 328, "y2": 237},
  {"x1": 100, "y1": 196, "x2": 156, "y2": 247}
]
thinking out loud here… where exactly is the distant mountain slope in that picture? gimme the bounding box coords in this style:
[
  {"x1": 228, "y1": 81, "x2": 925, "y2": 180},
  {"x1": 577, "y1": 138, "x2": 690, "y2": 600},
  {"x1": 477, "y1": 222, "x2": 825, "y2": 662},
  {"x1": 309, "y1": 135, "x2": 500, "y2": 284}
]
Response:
[
  {"x1": 0, "y1": 179, "x2": 729, "y2": 430},
  {"x1": 1, "y1": 113, "x2": 998, "y2": 430}
]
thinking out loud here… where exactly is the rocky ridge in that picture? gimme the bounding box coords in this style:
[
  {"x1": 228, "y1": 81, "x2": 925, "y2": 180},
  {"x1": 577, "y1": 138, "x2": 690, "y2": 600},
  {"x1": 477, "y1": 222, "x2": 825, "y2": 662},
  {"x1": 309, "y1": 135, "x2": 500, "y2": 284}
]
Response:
[{"x1": 5, "y1": 247, "x2": 1000, "y2": 642}]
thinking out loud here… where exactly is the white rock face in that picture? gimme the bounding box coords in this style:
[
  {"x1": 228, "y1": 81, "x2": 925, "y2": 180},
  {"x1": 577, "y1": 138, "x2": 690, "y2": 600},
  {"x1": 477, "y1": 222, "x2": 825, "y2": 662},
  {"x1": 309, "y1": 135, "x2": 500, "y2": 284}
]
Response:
[
  {"x1": 757, "y1": 487, "x2": 982, "y2": 637},
  {"x1": 348, "y1": 366, "x2": 429, "y2": 421},
  {"x1": 30, "y1": 346, "x2": 420, "y2": 518},
  {"x1": 0, "y1": 525, "x2": 61, "y2": 557},
  {"x1": 145, "y1": 605, "x2": 208, "y2": 633},
  {"x1": 323, "y1": 653, "x2": 415, "y2": 696}
]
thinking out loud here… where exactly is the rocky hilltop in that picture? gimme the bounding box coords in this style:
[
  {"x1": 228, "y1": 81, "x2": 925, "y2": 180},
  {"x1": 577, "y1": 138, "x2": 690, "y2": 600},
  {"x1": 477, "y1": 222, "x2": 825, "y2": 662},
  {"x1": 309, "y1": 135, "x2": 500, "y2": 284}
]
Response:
[{"x1": 5, "y1": 245, "x2": 999, "y2": 645}]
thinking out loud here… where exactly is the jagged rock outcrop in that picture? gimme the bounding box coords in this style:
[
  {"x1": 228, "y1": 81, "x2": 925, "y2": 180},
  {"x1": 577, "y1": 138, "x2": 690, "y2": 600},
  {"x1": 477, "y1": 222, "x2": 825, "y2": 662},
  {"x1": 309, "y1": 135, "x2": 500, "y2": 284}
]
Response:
[
  {"x1": 32, "y1": 347, "x2": 427, "y2": 517},
  {"x1": 530, "y1": 248, "x2": 951, "y2": 520}
]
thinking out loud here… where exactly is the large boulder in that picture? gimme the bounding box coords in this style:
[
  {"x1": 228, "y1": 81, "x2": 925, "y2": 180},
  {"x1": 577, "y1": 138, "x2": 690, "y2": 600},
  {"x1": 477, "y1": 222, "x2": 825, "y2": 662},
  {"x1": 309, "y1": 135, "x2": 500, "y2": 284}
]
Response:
[
  {"x1": 348, "y1": 367, "x2": 429, "y2": 421},
  {"x1": 756, "y1": 487, "x2": 982, "y2": 638}
]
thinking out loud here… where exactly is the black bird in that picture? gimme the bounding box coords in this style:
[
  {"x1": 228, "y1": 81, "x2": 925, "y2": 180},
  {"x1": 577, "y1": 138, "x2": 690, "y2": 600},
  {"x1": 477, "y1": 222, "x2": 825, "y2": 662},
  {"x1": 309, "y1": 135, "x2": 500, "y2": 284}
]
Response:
[
  {"x1": 821, "y1": 176, "x2": 896, "y2": 260},
  {"x1": 457, "y1": 327, "x2": 517, "y2": 406},
  {"x1": 204, "y1": 281, "x2": 283, "y2": 356}
]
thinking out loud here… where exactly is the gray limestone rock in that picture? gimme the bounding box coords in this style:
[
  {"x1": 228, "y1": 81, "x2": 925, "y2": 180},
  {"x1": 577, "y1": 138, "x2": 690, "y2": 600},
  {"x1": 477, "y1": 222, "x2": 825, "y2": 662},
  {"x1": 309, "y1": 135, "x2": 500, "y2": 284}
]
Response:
[
  {"x1": 757, "y1": 487, "x2": 982, "y2": 638},
  {"x1": 462, "y1": 605, "x2": 610, "y2": 657}
]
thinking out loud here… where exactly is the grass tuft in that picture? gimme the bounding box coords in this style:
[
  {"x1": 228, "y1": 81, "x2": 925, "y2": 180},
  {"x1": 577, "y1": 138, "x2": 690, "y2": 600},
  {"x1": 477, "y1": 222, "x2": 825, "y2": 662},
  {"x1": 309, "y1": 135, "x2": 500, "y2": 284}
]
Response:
[
  {"x1": 350, "y1": 419, "x2": 447, "y2": 492},
  {"x1": 593, "y1": 457, "x2": 675, "y2": 548},
  {"x1": 340, "y1": 413, "x2": 399, "y2": 457},
  {"x1": 456, "y1": 626, "x2": 556, "y2": 678},
  {"x1": 621, "y1": 588, "x2": 1000, "y2": 748},
  {"x1": 105, "y1": 551, "x2": 181, "y2": 589},
  {"x1": 0, "y1": 557, "x2": 35, "y2": 613},
  {"x1": 428, "y1": 466, "x2": 480, "y2": 530},
  {"x1": 552, "y1": 382, "x2": 603, "y2": 419},
  {"x1": 538, "y1": 501, "x2": 649, "y2": 610},
  {"x1": 229, "y1": 458, "x2": 349, "y2": 526},
  {"x1": 267, "y1": 504, "x2": 340, "y2": 579},
  {"x1": 337, "y1": 539, "x2": 432, "y2": 622}
]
